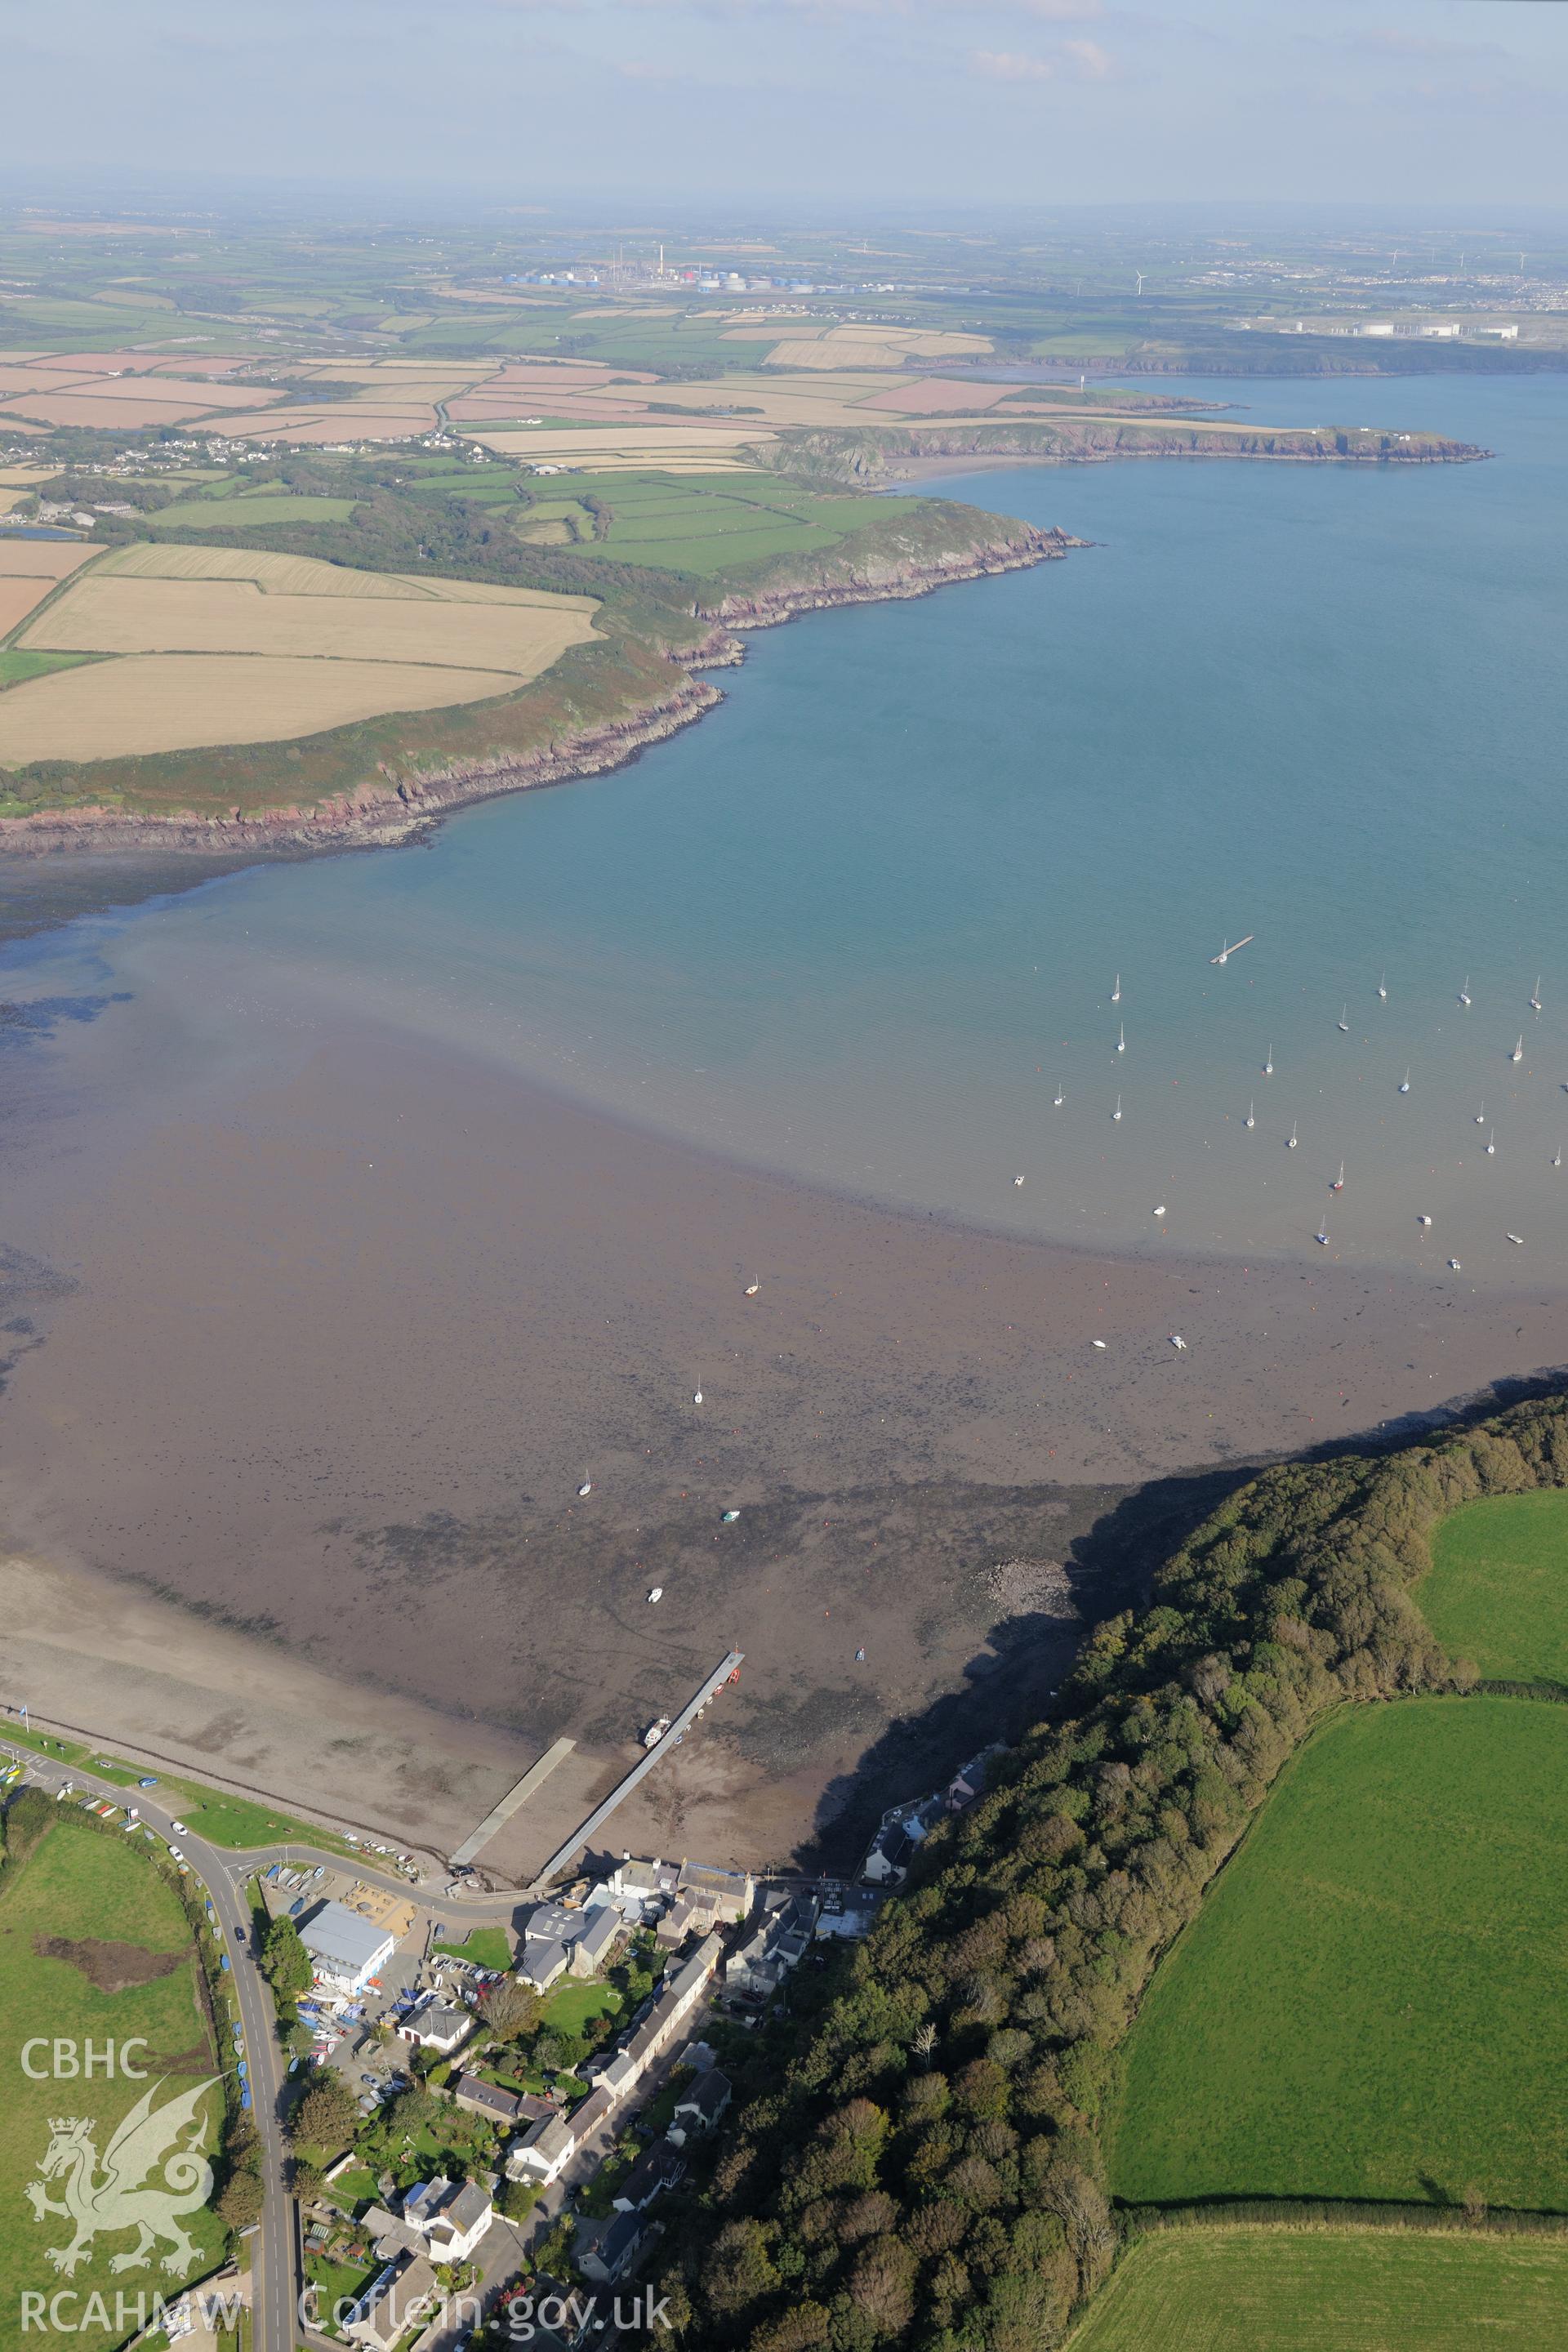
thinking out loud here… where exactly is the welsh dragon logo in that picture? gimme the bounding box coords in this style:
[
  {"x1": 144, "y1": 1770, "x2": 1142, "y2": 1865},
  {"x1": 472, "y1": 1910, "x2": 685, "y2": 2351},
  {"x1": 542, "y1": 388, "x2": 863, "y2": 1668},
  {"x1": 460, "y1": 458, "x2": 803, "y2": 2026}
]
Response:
[{"x1": 25, "y1": 2078, "x2": 216, "y2": 2278}]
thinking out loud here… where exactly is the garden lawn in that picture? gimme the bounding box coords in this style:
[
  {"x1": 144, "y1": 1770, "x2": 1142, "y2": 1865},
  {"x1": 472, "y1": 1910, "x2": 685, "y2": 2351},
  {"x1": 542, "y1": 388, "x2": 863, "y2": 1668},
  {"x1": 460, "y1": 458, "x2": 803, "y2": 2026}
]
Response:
[
  {"x1": 541, "y1": 1979, "x2": 621, "y2": 2034},
  {"x1": 0, "y1": 1818, "x2": 225, "y2": 2350},
  {"x1": 1419, "y1": 1491, "x2": 1568, "y2": 1686},
  {"x1": 429, "y1": 1927, "x2": 511, "y2": 1971},
  {"x1": 1111, "y1": 1698, "x2": 1568, "y2": 2211},
  {"x1": 1068, "y1": 2227, "x2": 1568, "y2": 2352}
]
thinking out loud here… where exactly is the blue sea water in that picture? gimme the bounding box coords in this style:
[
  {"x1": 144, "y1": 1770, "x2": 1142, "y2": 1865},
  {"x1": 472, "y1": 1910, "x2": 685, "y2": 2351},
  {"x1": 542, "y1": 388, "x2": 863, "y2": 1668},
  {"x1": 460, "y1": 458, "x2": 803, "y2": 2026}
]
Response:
[{"x1": 4, "y1": 373, "x2": 1567, "y2": 1284}]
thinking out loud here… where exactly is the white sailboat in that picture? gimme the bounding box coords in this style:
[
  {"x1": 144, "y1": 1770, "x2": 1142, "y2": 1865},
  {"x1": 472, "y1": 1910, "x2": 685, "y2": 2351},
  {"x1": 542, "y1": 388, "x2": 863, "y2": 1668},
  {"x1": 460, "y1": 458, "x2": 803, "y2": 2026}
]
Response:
[
  {"x1": 1475, "y1": 1102, "x2": 1486, "y2": 1125},
  {"x1": 1398, "y1": 1068, "x2": 1410, "y2": 1094},
  {"x1": 1378, "y1": 972, "x2": 1388, "y2": 1000},
  {"x1": 1263, "y1": 1045, "x2": 1274, "y2": 1076},
  {"x1": 1054, "y1": 1083, "x2": 1064, "y2": 1106},
  {"x1": 1486, "y1": 1129, "x2": 1497, "y2": 1156},
  {"x1": 1337, "y1": 1004, "x2": 1350, "y2": 1033},
  {"x1": 1111, "y1": 973, "x2": 1121, "y2": 1004},
  {"x1": 1531, "y1": 976, "x2": 1544, "y2": 1012},
  {"x1": 1116, "y1": 1023, "x2": 1126, "y2": 1055},
  {"x1": 1245, "y1": 1101, "x2": 1255, "y2": 1129},
  {"x1": 1459, "y1": 977, "x2": 1472, "y2": 1006},
  {"x1": 1288, "y1": 1122, "x2": 1298, "y2": 1150},
  {"x1": 1511, "y1": 1036, "x2": 1524, "y2": 1062},
  {"x1": 1316, "y1": 1219, "x2": 1330, "y2": 1246},
  {"x1": 1111, "y1": 1094, "x2": 1122, "y2": 1121}
]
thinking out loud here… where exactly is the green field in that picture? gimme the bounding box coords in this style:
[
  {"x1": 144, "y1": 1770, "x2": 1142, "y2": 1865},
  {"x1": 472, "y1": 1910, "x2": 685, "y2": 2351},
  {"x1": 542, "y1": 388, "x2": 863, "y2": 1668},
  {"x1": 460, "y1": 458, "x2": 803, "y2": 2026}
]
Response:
[
  {"x1": 1111, "y1": 1698, "x2": 1568, "y2": 2211},
  {"x1": 1419, "y1": 1491, "x2": 1568, "y2": 1685},
  {"x1": 1, "y1": 1816, "x2": 226, "y2": 2349},
  {"x1": 0, "y1": 648, "x2": 93, "y2": 689},
  {"x1": 158, "y1": 492, "x2": 359, "y2": 530},
  {"x1": 1069, "y1": 2227, "x2": 1568, "y2": 2352},
  {"x1": 528, "y1": 468, "x2": 871, "y2": 576}
]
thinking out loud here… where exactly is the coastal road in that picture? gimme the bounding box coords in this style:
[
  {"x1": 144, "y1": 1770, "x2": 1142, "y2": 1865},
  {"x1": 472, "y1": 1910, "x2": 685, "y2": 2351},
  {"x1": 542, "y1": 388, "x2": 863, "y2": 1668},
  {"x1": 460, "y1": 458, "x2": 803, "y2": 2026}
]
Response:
[{"x1": 6, "y1": 1747, "x2": 297, "y2": 2352}]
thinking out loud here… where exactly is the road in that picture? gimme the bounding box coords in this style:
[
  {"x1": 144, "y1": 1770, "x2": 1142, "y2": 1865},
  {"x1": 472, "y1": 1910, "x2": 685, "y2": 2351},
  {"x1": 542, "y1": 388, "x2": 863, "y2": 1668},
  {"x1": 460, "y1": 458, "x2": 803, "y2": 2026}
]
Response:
[{"x1": 6, "y1": 1745, "x2": 299, "y2": 2352}]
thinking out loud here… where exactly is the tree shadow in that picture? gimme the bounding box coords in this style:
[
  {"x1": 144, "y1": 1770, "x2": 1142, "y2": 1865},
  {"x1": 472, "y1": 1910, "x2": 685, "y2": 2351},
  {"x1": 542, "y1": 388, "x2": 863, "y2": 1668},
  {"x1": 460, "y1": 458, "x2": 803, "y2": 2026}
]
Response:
[{"x1": 797, "y1": 1370, "x2": 1568, "y2": 1873}]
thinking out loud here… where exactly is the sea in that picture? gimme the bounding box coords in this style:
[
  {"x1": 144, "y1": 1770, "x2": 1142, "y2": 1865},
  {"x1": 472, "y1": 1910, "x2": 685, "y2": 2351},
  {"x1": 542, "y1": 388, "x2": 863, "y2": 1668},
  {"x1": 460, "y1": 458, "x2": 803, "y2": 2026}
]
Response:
[{"x1": 4, "y1": 373, "x2": 1567, "y2": 1289}]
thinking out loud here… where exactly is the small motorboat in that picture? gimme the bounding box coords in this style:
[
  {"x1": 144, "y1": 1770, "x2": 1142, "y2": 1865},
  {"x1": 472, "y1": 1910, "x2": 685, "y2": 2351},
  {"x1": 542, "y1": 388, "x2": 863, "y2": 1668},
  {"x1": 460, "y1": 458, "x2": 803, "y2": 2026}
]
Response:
[
  {"x1": 1418, "y1": 1214, "x2": 1433, "y2": 1227},
  {"x1": 1013, "y1": 1174, "x2": 1025, "y2": 1187},
  {"x1": 1153, "y1": 1203, "x2": 1166, "y2": 1218},
  {"x1": 722, "y1": 1508, "x2": 741, "y2": 1522},
  {"x1": 647, "y1": 1587, "x2": 664, "y2": 1604},
  {"x1": 1169, "y1": 1333, "x2": 1187, "y2": 1351},
  {"x1": 1508, "y1": 1232, "x2": 1525, "y2": 1246},
  {"x1": 1092, "y1": 1339, "x2": 1107, "y2": 1350},
  {"x1": 1449, "y1": 1257, "x2": 1463, "y2": 1271}
]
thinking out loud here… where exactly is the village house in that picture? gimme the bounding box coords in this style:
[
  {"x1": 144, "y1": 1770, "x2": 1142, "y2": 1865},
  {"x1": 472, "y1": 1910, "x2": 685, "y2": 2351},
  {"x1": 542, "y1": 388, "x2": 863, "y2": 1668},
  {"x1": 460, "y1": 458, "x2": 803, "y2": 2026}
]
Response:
[
  {"x1": 339, "y1": 2252, "x2": 443, "y2": 2352},
  {"x1": 452, "y1": 2071, "x2": 552, "y2": 2129},
  {"x1": 507, "y1": 2086, "x2": 617, "y2": 2186},
  {"x1": 519, "y1": 1897, "x2": 623, "y2": 1988},
  {"x1": 668, "y1": 2069, "x2": 732, "y2": 2145},
  {"x1": 611, "y1": 2136, "x2": 686, "y2": 2214},
  {"x1": 395, "y1": 1994, "x2": 474, "y2": 2058},
  {"x1": 724, "y1": 1895, "x2": 817, "y2": 2004},
  {"x1": 579, "y1": 2210, "x2": 653, "y2": 2286}
]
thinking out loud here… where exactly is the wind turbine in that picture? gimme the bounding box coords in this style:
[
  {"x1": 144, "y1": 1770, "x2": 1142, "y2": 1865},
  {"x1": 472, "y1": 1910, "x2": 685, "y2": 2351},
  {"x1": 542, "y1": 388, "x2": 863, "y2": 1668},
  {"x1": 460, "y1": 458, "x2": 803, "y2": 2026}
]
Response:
[{"x1": 1135, "y1": 271, "x2": 1146, "y2": 296}]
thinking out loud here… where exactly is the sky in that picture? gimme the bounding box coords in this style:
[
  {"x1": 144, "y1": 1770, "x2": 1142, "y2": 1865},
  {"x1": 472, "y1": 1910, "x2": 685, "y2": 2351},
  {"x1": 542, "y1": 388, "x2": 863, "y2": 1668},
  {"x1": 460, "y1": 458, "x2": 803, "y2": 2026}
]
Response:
[{"x1": 6, "y1": 0, "x2": 1567, "y2": 209}]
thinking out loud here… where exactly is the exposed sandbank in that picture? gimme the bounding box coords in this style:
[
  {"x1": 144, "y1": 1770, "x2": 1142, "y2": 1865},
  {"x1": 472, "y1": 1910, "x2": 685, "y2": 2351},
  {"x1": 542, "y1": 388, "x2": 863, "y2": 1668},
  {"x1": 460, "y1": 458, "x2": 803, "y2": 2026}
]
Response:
[{"x1": 1, "y1": 1014, "x2": 1561, "y2": 1877}]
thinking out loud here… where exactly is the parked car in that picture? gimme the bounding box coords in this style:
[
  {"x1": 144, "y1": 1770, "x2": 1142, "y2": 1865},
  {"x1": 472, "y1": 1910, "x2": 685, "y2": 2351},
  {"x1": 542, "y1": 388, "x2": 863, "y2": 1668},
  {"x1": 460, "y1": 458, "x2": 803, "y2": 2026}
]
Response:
[
  {"x1": 171, "y1": 1819, "x2": 189, "y2": 1834},
  {"x1": 137, "y1": 1777, "x2": 158, "y2": 1789}
]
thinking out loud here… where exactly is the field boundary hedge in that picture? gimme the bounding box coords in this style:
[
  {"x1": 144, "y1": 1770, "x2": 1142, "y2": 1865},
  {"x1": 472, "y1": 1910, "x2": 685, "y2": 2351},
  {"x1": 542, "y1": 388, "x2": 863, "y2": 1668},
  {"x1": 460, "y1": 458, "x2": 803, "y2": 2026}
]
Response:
[
  {"x1": 665, "y1": 1392, "x2": 1568, "y2": 2352},
  {"x1": 1125, "y1": 2198, "x2": 1568, "y2": 2242}
]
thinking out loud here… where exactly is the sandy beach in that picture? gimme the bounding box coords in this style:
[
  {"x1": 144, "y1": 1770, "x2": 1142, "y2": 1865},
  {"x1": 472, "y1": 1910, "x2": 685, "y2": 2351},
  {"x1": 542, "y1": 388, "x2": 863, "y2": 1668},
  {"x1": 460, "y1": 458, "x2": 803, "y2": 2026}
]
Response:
[{"x1": 2, "y1": 1002, "x2": 1563, "y2": 1879}]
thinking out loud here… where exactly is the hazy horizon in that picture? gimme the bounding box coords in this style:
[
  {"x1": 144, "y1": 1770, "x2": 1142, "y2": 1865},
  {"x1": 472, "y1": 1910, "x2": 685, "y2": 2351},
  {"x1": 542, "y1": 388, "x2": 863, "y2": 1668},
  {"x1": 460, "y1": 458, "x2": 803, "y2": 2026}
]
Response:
[{"x1": 7, "y1": 0, "x2": 1566, "y2": 210}]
